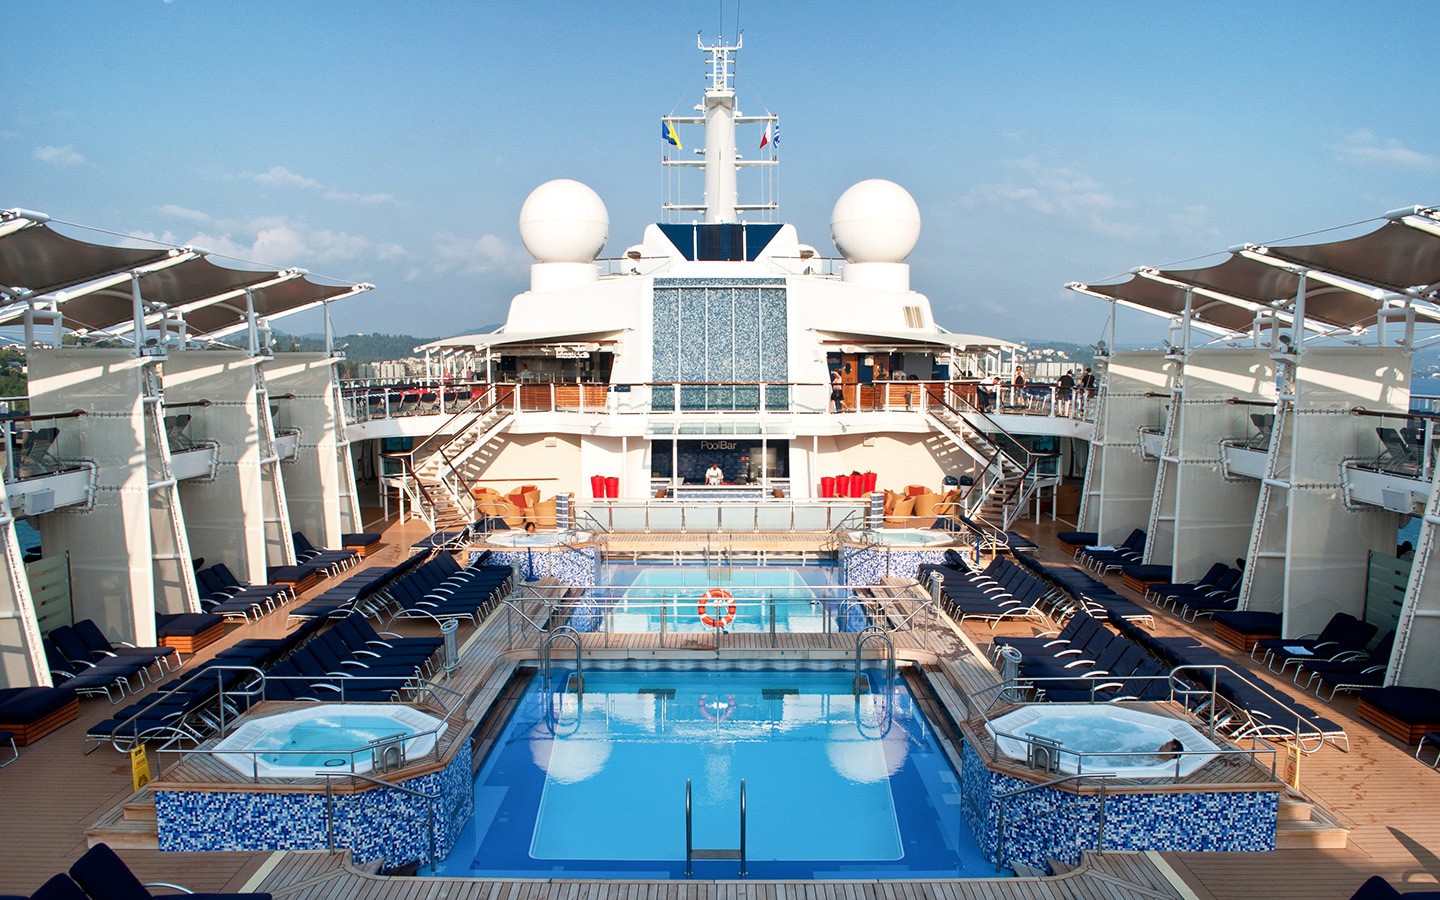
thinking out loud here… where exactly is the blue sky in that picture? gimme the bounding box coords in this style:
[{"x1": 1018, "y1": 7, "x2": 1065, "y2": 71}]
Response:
[{"x1": 5, "y1": 1, "x2": 1438, "y2": 345}]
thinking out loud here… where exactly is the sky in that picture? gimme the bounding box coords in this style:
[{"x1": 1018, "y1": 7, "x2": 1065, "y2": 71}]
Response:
[{"x1": 5, "y1": 1, "x2": 1439, "y2": 347}]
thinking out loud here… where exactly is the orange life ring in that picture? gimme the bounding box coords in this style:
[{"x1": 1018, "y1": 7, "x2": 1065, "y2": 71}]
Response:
[
  {"x1": 699, "y1": 693, "x2": 737, "y2": 722},
  {"x1": 697, "y1": 588, "x2": 737, "y2": 628}
]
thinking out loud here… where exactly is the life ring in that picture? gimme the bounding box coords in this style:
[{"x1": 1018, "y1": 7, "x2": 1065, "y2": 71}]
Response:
[
  {"x1": 698, "y1": 588, "x2": 737, "y2": 628},
  {"x1": 699, "y1": 694, "x2": 737, "y2": 722}
]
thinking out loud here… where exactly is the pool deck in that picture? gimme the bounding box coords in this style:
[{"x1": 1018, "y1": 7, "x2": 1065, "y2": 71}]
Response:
[{"x1": 4, "y1": 512, "x2": 1440, "y2": 899}]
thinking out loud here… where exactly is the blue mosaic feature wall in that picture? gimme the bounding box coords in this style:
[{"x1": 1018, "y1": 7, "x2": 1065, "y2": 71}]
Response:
[
  {"x1": 840, "y1": 544, "x2": 949, "y2": 583},
  {"x1": 474, "y1": 545, "x2": 597, "y2": 586},
  {"x1": 155, "y1": 742, "x2": 474, "y2": 868},
  {"x1": 959, "y1": 739, "x2": 1277, "y2": 870},
  {"x1": 652, "y1": 278, "x2": 788, "y2": 411}
]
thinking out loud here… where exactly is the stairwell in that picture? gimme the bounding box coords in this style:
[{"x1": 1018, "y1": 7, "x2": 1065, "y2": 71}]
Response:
[
  {"x1": 1275, "y1": 791, "x2": 1350, "y2": 849},
  {"x1": 407, "y1": 393, "x2": 514, "y2": 530},
  {"x1": 86, "y1": 789, "x2": 158, "y2": 849},
  {"x1": 926, "y1": 401, "x2": 1033, "y2": 529}
]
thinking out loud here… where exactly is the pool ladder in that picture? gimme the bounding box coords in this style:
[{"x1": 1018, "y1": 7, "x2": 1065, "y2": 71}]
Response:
[
  {"x1": 685, "y1": 777, "x2": 746, "y2": 877},
  {"x1": 854, "y1": 628, "x2": 896, "y2": 695},
  {"x1": 541, "y1": 626, "x2": 584, "y2": 694}
]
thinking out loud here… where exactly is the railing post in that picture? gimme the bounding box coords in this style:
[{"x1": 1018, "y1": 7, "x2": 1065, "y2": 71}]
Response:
[
  {"x1": 769, "y1": 594, "x2": 776, "y2": 648},
  {"x1": 326, "y1": 778, "x2": 336, "y2": 851},
  {"x1": 1096, "y1": 780, "x2": 1107, "y2": 853},
  {"x1": 995, "y1": 796, "x2": 1008, "y2": 872}
]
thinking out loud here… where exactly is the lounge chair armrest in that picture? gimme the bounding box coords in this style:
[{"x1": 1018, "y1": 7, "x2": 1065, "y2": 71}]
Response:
[{"x1": 144, "y1": 883, "x2": 195, "y2": 894}]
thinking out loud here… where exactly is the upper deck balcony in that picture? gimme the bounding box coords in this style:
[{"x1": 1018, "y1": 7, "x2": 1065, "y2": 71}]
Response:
[{"x1": 340, "y1": 378, "x2": 1098, "y2": 441}]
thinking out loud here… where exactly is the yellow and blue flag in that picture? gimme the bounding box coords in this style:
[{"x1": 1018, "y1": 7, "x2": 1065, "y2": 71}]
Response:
[{"x1": 662, "y1": 120, "x2": 682, "y2": 151}]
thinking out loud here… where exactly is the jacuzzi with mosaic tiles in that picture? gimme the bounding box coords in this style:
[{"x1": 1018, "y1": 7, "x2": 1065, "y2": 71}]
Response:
[{"x1": 154, "y1": 702, "x2": 472, "y2": 868}]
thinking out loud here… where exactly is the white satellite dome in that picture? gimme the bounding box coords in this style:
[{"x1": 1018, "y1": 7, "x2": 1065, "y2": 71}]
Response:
[
  {"x1": 519, "y1": 179, "x2": 609, "y2": 263},
  {"x1": 830, "y1": 179, "x2": 921, "y2": 263}
]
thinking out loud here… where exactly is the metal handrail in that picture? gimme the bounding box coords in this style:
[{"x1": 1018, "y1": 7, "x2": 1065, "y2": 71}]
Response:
[
  {"x1": 541, "y1": 626, "x2": 583, "y2": 694},
  {"x1": 854, "y1": 629, "x2": 896, "y2": 693},
  {"x1": 318, "y1": 770, "x2": 442, "y2": 871},
  {"x1": 106, "y1": 664, "x2": 267, "y2": 757}
]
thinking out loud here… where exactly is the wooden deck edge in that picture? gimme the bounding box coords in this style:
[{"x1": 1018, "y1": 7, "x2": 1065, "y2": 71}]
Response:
[
  {"x1": 1146, "y1": 852, "x2": 1205, "y2": 900},
  {"x1": 239, "y1": 851, "x2": 287, "y2": 892}
]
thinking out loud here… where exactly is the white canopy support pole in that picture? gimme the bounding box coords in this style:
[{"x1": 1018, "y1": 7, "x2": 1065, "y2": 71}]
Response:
[
  {"x1": 104, "y1": 268, "x2": 301, "y2": 337},
  {"x1": 1292, "y1": 270, "x2": 1308, "y2": 354},
  {"x1": 1180, "y1": 287, "x2": 1194, "y2": 354},
  {"x1": 131, "y1": 271, "x2": 147, "y2": 357},
  {"x1": 323, "y1": 300, "x2": 333, "y2": 356},
  {"x1": 245, "y1": 288, "x2": 259, "y2": 357}
]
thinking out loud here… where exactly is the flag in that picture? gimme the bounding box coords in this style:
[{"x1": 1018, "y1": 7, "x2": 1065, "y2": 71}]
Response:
[
  {"x1": 760, "y1": 122, "x2": 772, "y2": 149},
  {"x1": 662, "y1": 120, "x2": 682, "y2": 151},
  {"x1": 772, "y1": 122, "x2": 780, "y2": 147}
]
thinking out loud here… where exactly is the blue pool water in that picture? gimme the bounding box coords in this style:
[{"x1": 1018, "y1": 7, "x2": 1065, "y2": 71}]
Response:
[
  {"x1": 572, "y1": 564, "x2": 866, "y2": 633},
  {"x1": 437, "y1": 665, "x2": 996, "y2": 879},
  {"x1": 252, "y1": 715, "x2": 417, "y2": 768}
]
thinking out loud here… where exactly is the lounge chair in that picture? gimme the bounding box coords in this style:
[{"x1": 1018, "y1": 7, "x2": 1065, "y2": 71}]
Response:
[
  {"x1": 1299, "y1": 630, "x2": 1395, "y2": 700},
  {"x1": 1253, "y1": 613, "x2": 1376, "y2": 674},
  {"x1": 63, "y1": 621, "x2": 181, "y2": 674},
  {"x1": 1357, "y1": 686, "x2": 1440, "y2": 745},
  {"x1": 69, "y1": 842, "x2": 273, "y2": 900},
  {"x1": 163, "y1": 414, "x2": 194, "y2": 452},
  {"x1": 16, "y1": 426, "x2": 61, "y2": 478},
  {"x1": 1346, "y1": 874, "x2": 1440, "y2": 899},
  {"x1": 1375, "y1": 427, "x2": 1421, "y2": 474},
  {"x1": 1246, "y1": 413, "x2": 1274, "y2": 450}
]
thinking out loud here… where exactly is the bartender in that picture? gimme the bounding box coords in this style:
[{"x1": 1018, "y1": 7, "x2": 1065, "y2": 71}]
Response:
[{"x1": 705, "y1": 460, "x2": 724, "y2": 486}]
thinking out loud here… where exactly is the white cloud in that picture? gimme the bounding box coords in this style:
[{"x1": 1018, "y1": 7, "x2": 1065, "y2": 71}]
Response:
[
  {"x1": 245, "y1": 165, "x2": 321, "y2": 190},
  {"x1": 34, "y1": 145, "x2": 86, "y2": 166},
  {"x1": 183, "y1": 218, "x2": 391, "y2": 267},
  {"x1": 324, "y1": 190, "x2": 398, "y2": 205},
  {"x1": 964, "y1": 158, "x2": 1139, "y2": 238},
  {"x1": 431, "y1": 232, "x2": 531, "y2": 277},
  {"x1": 1332, "y1": 130, "x2": 1437, "y2": 169},
  {"x1": 158, "y1": 203, "x2": 211, "y2": 222}
]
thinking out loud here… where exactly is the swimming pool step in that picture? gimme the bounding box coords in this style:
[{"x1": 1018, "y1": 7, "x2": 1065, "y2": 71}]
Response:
[{"x1": 1274, "y1": 796, "x2": 1349, "y2": 849}]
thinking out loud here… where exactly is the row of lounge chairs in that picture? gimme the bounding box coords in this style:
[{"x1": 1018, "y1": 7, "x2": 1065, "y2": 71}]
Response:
[
  {"x1": 196, "y1": 563, "x2": 295, "y2": 621},
  {"x1": 1141, "y1": 561, "x2": 1243, "y2": 620},
  {"x1": 918, "y1": 554, "x2": 1055, "y2": 626},
  {"x1": 989, "y1": 607, "x2": 1349, "y2": 749},
  {"x1": 14, "y1": 842, "x2": 269, "y2": 900},
  {"x1": 1010, "y1": 553, "x2": 1155, "y2": 624},
  {"x1": 380, "y1": 552, "x2": 514, "y2": 627},
  {"x1": 42, "y1": 620, "x2": 184, "y2": 702},
  {"x1": 263, "y1": 616, "x2": 442, "y2": 703}
]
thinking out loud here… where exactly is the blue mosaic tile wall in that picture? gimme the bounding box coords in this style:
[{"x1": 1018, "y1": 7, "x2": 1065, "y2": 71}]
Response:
[
  {"x1": 840, "y1": 544, "x2": 949, "y2": 582},
  {"x1": 652, "y1": 278, "x2": 788, "y2": 411},
  {"x1": 474, "y1": 546, "x2": 597, "y2": 586},
  {"x1": 156, "y1": 742, "x2": 474, "y2": 867},
  {"x1": 959, "y1": 739, "x2": 1276, "y2": 870}
]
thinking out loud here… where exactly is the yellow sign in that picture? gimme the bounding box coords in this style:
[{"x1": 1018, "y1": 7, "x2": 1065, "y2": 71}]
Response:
[{"x1": 131, "y1": 744, "x2": 151, "y2": 791}]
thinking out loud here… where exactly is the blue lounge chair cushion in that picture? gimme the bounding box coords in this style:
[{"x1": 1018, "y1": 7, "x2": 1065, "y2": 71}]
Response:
[
  {"x1": 31, "y1": 874, "x2": 88, "y2": 900},
  {"x1": 1358, "y1": 686, "x2": 1440, "y2": 724},
  {"x1": 155, "y1": 613, "x2": 225, "y2": 638},
  {"x1": 341, "y1": 532, "x2": 382, "y2": 547},
  {"x1": 1057, "y1": 531, "x2": 1097, "y2": 545},
  {"x1": 1211, "y1": 611, "x2": 1283, "y2": 635},
  {"x1": 0, "y1": 685, "x2": 78, "y2": 721},
  {"x1": 1120, "y1": 564, "x2": 1172, "y2": 581}
]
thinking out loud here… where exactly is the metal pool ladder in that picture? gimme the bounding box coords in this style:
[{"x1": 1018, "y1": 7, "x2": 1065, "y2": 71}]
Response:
[
  {"x1": 684, "y1": 777, "x2": 746, "y2": 877},
  {"x1": 854, "y1": 628, "x2": 896, "y2": 695},
  {"x1": 541, "y1": 625, "x2": 584, "y2": 694}
]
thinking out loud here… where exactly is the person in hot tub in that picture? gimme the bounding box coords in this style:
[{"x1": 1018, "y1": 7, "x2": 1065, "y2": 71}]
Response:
[
  {"x1": 1156, "y1": 738, "x2": 1183, "y2": 761},
  {"x1": 523, "y1": 521, "x2": 537, "y2": 534}
]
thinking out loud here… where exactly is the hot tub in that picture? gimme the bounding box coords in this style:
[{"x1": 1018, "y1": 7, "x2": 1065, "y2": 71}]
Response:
[
  {"x1": 849, "y1": 529, "x2": 952, "y2": 547},
  {"x1": 985, "y1": 704, "x2": 1219, "y2": 779},
  {"x1": 485, "y1": 530, "x2": 592, "y2": 548},
  {"x1": 213, "y1": 704, "x2": 447, "y2": 778}
]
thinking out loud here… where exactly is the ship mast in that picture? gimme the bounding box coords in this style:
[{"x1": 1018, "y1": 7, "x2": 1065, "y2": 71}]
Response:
[
  {"x1": 699, "y1": 34, "x2": 740, "y2": 224},
  {"x1": 661, "y1": 35, "x2": 777, "y2": 223}
]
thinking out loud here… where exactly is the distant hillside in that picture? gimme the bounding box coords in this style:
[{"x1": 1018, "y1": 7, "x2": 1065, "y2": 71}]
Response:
[{"x1": 273, "y1": 332, "x2": 432, "y2": 362}]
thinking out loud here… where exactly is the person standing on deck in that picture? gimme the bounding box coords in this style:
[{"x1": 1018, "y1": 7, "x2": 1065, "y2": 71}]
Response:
[{"x1": 705, "y1": 461, "x2": 724, "y2": 485}]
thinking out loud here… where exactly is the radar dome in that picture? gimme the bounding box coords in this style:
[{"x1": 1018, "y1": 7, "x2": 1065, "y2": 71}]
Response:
[
  {"x1": 830, "y1": 179, "x2": 921, "y2": 263},
  {"x1": 519, "y1": 179, "x2": 609, "y2": 263}
]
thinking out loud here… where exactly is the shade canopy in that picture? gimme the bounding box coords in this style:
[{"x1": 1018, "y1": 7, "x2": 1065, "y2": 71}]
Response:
[
  {"x1": 1070, "y1": 208, "x2": 1440, "y2": 334},
  {"x1": 812, "y1": 327, "x2": 1018, "y2": 352},
  {"x1": 419, "y1": 328, "x2": 627, "y2": 353},
  {"x1": 0, "y1": 209, "x2": 370, "y2": 342}
]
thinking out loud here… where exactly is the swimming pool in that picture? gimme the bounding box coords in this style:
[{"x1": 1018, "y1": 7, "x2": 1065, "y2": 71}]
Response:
[
  {"x1": 574, "y1": 564, "x2": 858, "y2": 633},
  {"x1": 438, "y1": 664, "x2": 991, "y2": 879}
]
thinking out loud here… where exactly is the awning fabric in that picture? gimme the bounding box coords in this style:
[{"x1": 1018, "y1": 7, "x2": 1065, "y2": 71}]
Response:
[
  {"x1": 812, "y1": 327, "x2": 1018, "y2": 351},
  {"x1": 0, "y1": 221, "x2": 177, "y2": 296},
  {"x1": 1071, "y1": 209, "x2": 1440, "y2": 334},
  {"x1": 419, "y1": 329, "x2": 626, "y2": 352},
  {"x1": 0, "y1": 211, "x2": 369, "y2": 341}
]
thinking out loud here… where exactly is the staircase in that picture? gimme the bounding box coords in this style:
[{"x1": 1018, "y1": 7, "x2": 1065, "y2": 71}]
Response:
[
  {"x1": 1275, "y1": 792, "x2": 1350, "y2": 849},
  {"x1": 927, "y1": 401, "x2": 1035, "y2": 529},
  {"x1": 86, "y1": 791, "x2": 158, "y2": 849},
  {"x1": 405, "y1": 390, "x2": 514, "y2": 530}
]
